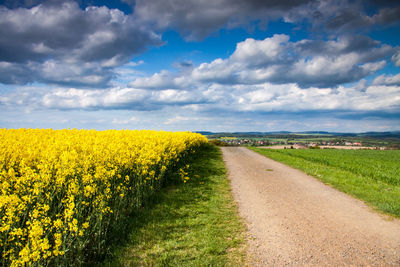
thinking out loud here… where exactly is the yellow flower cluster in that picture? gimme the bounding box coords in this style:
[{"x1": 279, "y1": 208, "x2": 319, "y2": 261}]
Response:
[{"x1": 0, "y1": 129, "x2": 207, "y2": 266}]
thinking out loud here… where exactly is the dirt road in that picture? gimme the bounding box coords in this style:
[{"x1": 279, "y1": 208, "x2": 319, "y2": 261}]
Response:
[{"x1": 222, "y1": 147, "x2": 400, "y2": 266}]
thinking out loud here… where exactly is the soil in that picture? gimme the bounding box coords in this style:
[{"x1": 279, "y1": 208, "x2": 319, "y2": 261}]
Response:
[{"x1": 222, "y1": 147, "x2": 400, "y2": 266}]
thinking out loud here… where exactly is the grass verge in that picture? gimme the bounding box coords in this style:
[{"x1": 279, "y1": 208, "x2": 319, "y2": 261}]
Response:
[
  {"x1": 102, "y1": 144, "x2": 246, "y2": 266},
  {"x1": 249, "y1": 147, "x2": 400, "y2": 218}
]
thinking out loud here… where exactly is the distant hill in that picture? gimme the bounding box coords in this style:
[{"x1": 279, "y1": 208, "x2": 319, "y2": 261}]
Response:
[
  {"x1": 197, "y1": 131, "x2": 400, "y2": 139},
  {"x1": 357, "y1": 131, "x2": 400, "y2": 138}
]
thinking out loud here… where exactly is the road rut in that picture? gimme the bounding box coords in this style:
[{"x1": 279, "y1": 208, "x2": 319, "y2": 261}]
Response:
[{"x1": 222, "y1": 147, "x2": 400, "y2": 266}]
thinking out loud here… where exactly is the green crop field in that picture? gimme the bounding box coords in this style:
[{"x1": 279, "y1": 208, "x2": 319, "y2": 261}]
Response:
[{"x1": 250, "y1": 148, "x2": 400, "y2": 218}]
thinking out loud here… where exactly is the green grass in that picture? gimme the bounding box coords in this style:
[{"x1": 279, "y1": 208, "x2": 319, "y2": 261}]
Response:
[
  {"x1": 249, "y1": 147, "x2": 400, "y2": 218},
  {"x1": 102, "y1": 144, "x2": 246, "y2": 266}
]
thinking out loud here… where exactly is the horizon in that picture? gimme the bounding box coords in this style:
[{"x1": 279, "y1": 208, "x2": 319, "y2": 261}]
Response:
[
  {"x1": 1, "y1": 0, "x2": 400, "y2": 132},
  {"x1": 2, "y1": 128, "x2": 400, "y2": 135}
]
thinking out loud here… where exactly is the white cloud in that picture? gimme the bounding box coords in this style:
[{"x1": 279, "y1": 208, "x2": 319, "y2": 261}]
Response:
[
  {"x1": 3, "y1": 79, "x2": 399, "y2": 116},
  {"x1": 129, "y1": 70, "x2": 186, "y2": 89},
  {"x1": 191, "y1": 59, "x2": 239, "y2": 83},
  {"x1": 361, "y1": 60, "x2": 386, "y2": 72},
  {"x1": 7, "y1": 86, "x2": 205, "y2": 111},
  {"x1": 2, "y1": 30, "x2": 398, "y2": 120},
  {"x1": 127, "y1": 34, "x2": 394, "y2": 89},
  {"x1": 164, "y1": 116, "x2": 192, "y2": 125},
  {"x1": 373, "y1": 74, "x2": 400, "y2": 86},
  {"x1": 231, "y1": 83, "x2": 400, "y2": 112},
  {"x1": 0, "y1": 2, "x2": 161, "y2": 87},
  {"x1": 111, "y1": 116, "x2": 139, "y2": 124},
  {"x1": 1, "y1": 81, "x2": 399, "y2": 132},
  {"x1": 392, "y1": 51, "x2": 400, "y2": 67},
  {"x1": 124, "y1": 61, "x2": 145, "y2": 67},
  {"x1": 231, "y1": 34, "x2": 290, "y2": 65}
]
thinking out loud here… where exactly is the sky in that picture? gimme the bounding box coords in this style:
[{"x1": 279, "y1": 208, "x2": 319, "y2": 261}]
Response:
[{"x1": 0, "y1": 0, "x2": 400, "y2": 132}]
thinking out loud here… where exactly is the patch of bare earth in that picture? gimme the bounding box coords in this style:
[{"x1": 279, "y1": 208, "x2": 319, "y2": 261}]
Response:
[{"x1": 222, "y1": 147, "x2": 400, "y2": 266}]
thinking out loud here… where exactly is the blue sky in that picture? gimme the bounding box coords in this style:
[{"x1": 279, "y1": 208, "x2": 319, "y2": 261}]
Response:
[{"x1": 0, "y1": 0, "x2": 400, "y2": 132}]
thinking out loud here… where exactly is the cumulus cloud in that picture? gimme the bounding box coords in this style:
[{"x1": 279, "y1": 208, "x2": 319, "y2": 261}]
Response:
[
  {"x1": 164, "y1": 115, "x2": 192, "y2": 125},
  {"x1": 39, "y1": 87, "x2": 148, "y2": 110},
  {"x1": 373, "y1": 74, "x2": 400, "y2": 86},
  {"x1": 0, "y1": 1, "x2": 161, "y2": 87},
  {"x1": 229, "y1": 83, "x2": 400, "y2": 112},
  {"x1": 19, "y1": 86, "x2": 207, "y2": 110},
  {"x1": 130, "y1": 0, "x2": 400, "y2": 40},
  {"x1": 131, "y1": 0, "x2": 327, "y2": 40},
  {"x1": 129, "y1": 70, "x2": 188, "y2": 90},
  {"x1": 287, "y1": 0, "x2": 400, "y2": 32},
  {"x1": 129, "y1": 34, "x2": 394, "y2": 89},
  {"x1": 371, "y1": 6, "x2": 400, "y2": 25},
  {"x1": 2, "y1": 80, "x2": 400, "y2": 117},
  {"x1": 392, "y1": 51, "x2": 400, "y2": 66},
  {"x1": 1, "y1": 0, "x2": 397, "y2": 88}
]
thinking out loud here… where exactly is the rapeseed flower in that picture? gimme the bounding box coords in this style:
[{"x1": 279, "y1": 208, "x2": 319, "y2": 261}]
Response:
[{"x1": 0, "y1": 129, "x2": 206, "y2": 266}]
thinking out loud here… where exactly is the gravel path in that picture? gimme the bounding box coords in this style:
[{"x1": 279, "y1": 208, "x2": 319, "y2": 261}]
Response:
[{"x1": 222, "y1": 147, "x2": 400, "y2": 266}]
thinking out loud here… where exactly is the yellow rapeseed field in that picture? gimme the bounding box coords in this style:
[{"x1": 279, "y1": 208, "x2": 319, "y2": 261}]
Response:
[{"x1": 0, "y1": 129, "x2": 207, "y2": 266}]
